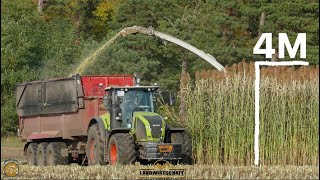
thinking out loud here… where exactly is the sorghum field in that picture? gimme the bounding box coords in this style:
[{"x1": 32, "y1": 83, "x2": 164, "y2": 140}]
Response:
[{"x1": 182, "y1": 61, "x2": 319, "y2": 166}]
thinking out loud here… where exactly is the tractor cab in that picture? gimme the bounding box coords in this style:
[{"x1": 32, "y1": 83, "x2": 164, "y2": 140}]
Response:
[{"x1": 104, "y1": 86, "x2": 160, "y2": 129}]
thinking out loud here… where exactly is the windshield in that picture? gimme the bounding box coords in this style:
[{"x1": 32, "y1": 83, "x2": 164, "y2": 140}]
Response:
[{"x1": 120, "y1": 90, "x2": 154, "y2": 124}]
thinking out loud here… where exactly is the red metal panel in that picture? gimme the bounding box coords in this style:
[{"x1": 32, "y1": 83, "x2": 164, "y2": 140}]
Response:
[{"x1": 81, "y1": 75, "x2": 134, "y2": 97}]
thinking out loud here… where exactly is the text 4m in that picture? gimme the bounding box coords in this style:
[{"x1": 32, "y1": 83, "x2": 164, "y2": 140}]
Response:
[{"x1": 253, "y1": 33, "x2": 306, "y2": 59}]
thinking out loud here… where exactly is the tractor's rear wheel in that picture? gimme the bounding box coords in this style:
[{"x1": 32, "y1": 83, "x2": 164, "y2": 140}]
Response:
[
  {"x1": 47, "y1": 142, "x2": 68, "y2": 166},
  {"x1": 108, "y1": 133, "x2": 136, "y2": 165},
  {"x1": 26, "y1": 143, "x2": 38, "y2": 166},
  {"x1": 37, "y1": 142, "x2": 49, "y2": 166},
  {"x1": 86, "y1": 124, "x2": 106, "y2": 165},
  {"x1": 171, "y1": 132, "x2": 193, "y2": 164}
]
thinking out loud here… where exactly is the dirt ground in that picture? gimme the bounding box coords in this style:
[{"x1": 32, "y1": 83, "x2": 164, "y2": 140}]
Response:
[{"x1": 1, "y1": 147, "x2": 25, "y2": 162}]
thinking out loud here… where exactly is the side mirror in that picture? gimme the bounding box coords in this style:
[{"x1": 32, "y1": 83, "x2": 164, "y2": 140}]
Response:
[
  {"x1": 169, "y1": 93, "x2": 175, "y2": 106},
  {"x1": 103, "y1": 94, "x2": 110, "y2": 108},
  {"x1": 153, "y1": 93, "x2": 157, "y2": 102},
  {"x1": 134, "y1": 73, "x2": 141, "y2": 86},
  {"x1": 103, "y1": 94, "x2": 107, "y2": 104}
]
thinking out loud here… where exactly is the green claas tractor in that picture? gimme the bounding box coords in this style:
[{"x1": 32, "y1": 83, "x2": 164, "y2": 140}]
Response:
[{"x1": 86, "y1": 85, "x2": 192, "y2": 165}]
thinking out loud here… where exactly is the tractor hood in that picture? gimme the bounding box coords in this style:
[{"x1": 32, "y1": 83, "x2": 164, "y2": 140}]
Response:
[{"x1": 132, "y1": 112, "x2": 166, "y2": 142}]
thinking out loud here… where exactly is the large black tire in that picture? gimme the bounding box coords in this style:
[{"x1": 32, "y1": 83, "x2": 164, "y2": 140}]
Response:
[
  {"x1": 171, "y1": 132, "x2": 193, "y2": 164},
  {"x1": 37, "y1": 142, "x2": 49, "y2": 166},
  {"x1": 86, "y1": 124, "x2": 106, "y2": 165},
  {"x1": 47, "y1": 142, "x2": 68, "y2": 166},
  {"x1": 108, "y1": 133, "x2": 136, "y2": 165},
  {"x1": 26, "y1": 143, "x2": 38, "y2": 166}
]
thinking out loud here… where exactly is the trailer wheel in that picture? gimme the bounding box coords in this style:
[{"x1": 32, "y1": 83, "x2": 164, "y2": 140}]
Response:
[
  {"x1": 86, "y1": 124, "x2": 105, "y2": 165},
  {"x1": 108, "y1": 133, "x2": 136, "y2": 165},
  {"x1": 37, "y1": 142, "x2": 49, "y2": 166},
  {"x1": 47, "y1": 142, "x2": 68, "y2": 166},
  {"x1": 171, "y1": 132, "x2": 193, "y2": 164},
  {"x1": 26, "y1": 143, "x2": 38, "y2": 166}
]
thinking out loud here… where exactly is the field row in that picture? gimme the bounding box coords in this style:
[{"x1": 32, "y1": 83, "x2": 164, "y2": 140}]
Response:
[{"x1": 1, "y1": 164, "x2": 319, "y2": 179}]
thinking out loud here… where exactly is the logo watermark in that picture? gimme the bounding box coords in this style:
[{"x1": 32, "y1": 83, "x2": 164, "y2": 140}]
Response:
[
  {"x1": 139, "y1": 160, "x2": 186, "y2": 179},
  {"x1": 2, "y1": 159, "x2": 20, "y2": 178}
]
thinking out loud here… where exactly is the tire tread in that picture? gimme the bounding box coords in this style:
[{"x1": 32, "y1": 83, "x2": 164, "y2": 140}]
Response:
[
  {"x1": 109, "y1": 133, "x2": 136, "y2": 165},
  {"x1": 47, "y1": 142, "x2": 68, "y2": 166}
]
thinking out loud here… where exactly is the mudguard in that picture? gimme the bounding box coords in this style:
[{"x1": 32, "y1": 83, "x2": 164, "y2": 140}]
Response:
[
  {"x1": 90, "y1": 117, "x2": 107, "y2": 140},
  {"x1": 23, "y1": 142, "x2": 31, "y2": 156},
  {"x1": 106, "y1": 128, "x2": 131, "y2": 141}
]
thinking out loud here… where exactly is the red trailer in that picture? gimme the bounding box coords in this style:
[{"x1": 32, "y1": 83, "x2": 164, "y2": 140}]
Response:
[{"x1": 16, "y1": 74, "x2": 135, "y2": 165}]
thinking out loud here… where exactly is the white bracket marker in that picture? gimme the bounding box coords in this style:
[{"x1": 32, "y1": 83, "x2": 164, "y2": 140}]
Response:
[{"x1": 254, "y1": 61, "x2": 309, "y2": 166}]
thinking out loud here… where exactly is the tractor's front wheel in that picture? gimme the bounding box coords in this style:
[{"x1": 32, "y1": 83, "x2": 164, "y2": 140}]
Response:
[
  {"x1": 108, "y1": 133, "x2": 136, "y2": 165},
  {"x1": 171, "y1": 132, "x2": 193, "y2": 164},
  {"x1": 86, "y1": 124, "x2": 106, "y2": 165}
]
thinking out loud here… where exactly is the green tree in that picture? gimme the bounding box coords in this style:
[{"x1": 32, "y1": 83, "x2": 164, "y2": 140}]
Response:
[{"x1": 1, "y1": 0, "x2": 83, "y2": 135}]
